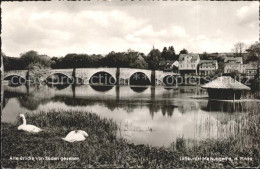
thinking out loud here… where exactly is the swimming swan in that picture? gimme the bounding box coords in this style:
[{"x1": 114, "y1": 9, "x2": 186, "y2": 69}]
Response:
[
  {"x1": 18, "y1": 114, "x2": 42, "y2": 133},
  {"x1": 62, "y1": 130, "x2": 89, "y2": 142}
]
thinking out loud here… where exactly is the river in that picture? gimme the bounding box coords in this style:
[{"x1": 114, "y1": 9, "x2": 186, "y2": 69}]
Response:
[{"x1": 2, "y1": 84, "x2": 259, "y2": 147}]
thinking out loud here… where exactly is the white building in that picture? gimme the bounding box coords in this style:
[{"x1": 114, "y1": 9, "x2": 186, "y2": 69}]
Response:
[
  {"x1": 178, "y1": 54, "x2": 200, "y2": 75},
  {"x1": 198, "y1": 60, "x2": 218, "y2": 76}
]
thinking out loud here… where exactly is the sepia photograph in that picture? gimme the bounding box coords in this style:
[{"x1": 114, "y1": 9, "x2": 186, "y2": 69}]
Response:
[{"x1": 1, "y1": 0, "x2": 259, "y2": 168}]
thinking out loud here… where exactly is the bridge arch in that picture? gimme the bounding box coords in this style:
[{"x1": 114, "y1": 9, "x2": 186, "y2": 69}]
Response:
[
  {"x1": 119, "y1": 68, "x2": 152, "y2": 85},
  {"x1": 4, "y1": 75, "x2": 26, "y2": 85},
  {"x1": 155, "y1": 70, "x2": 180, "y2": 85},
  {"x1": 46, "y1": 73, "x2": 72, "y2": 84},
  {"x1": 129, "y1": 72, "x2": 151, "y2": 85},
  {"x1": 89, "y1": 71, "x2": 116, "y2": 85},
  {"x1": 163, "y1": 75, "x2": 177, "y2": 86}
]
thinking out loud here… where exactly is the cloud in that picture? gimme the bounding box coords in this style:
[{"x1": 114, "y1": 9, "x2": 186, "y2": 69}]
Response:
[
  {"x1": 188, "y1": 35, "x2": 233, "y2": 53},
  {"x1": 125, "y1": 25, "x2": 188, "y2": 45},
  {"x1": 236, "y1": 1, "x2": 259, "y2": 27},
  {"x1": 2, "y1": 8, "x2": 148, "y2": 56},
  {"x1": 1, "y1": 1, "x2": 259, "y2": 57}
]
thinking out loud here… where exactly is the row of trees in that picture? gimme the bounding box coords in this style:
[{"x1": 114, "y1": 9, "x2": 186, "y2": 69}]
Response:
[
  {"x1": 2, "y1": 42, "x2": 259, "y2": 72},
  {"x1": 200, "y1": 42, "x2": 260, "y2": 63},
  {"x1": 3, "y1": 46, "x2": 189, "y2": 71}
]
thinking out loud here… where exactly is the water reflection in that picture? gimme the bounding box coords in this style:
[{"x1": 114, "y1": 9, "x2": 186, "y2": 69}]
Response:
[
  {"x1": 163, "y1": 87, "x2": 173, "y2": 90},
  {"x1": 90, "y1": 85, "x2": 114, "y2": 92},
  {"x1": 203, "y1": 100, "x2": 243, "y2": 113},
  {"x1": 2, "y1": 84, "x2": 259, "y2": 146},
  {"x1": 130, "y1": 87, "x2": 148, "y2": 93},
  {"x1": 47, "y1": 83, "x2": 70, "y2": 90}
]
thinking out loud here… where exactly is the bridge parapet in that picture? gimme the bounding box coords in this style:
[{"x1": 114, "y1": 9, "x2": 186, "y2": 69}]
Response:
[
  {"x1": 76, "y1": 68, "x2": 117, "y2": 84},
  {"x1": 5, "y1": 68, "x2": 180, "y2": 86},
  {"x1": 4, "y1": 70, "x2": 28, "y2": 79}
]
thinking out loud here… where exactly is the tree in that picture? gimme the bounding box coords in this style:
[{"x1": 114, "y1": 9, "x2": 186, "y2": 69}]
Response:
[
  {"x1": 200, "y1": 52, "x2": 213, "y2": 60},
  {"x1": 28, "y1": 62, "x2": 51, "y2": 83},
  {"x1": 162, "y1": 47, "x2": 167, "y2": 60},
  {"x1": 162, "y1": 46, "x2": 176, "y2": 61},
  {"x1": 147, "y1": 48, "x2": 162, "y2": 70},
  {"x1": 20, "y1": 50, "x2": 52, "y2": 68},
  {"x1": 245, "y1": 41, "x2": 259, "y2": 63},
  {"x1": 179, "y1": 48, "x2": 188, "y2": 55},
  {"x1": 232, "y1": 42, "x2": 245, "y2": 57},
  {"x1": 167, "y1": 46, "x2": 176, "y2": 61},
  {"x1": 130, "y1": 55, "x2": 148, "y2": 69},
  {"x1": 3, "y1": 54, "x2": 26, "y2": 70}
]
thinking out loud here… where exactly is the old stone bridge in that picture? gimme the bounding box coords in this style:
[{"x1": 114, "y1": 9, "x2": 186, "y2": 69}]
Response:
[{"x1": 4, "y1": 68, "x2": 179, "y2": 85}]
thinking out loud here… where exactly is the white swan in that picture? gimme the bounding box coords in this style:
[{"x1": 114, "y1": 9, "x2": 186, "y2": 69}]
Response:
[
  {"x1": 62, "y1": 130, "x2": 89, "y2": 143},
  {"x1": 18, "y1": 114, "x2": 42, "y2": 133}
]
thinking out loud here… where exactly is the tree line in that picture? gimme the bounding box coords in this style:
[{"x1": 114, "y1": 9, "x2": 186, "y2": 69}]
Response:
[
  {"x1": 2, "y1": 46, "x2": 189, "y2": 71},
  {"x1": 2, "y1": 42, "x2": 259, "y2": 71}
]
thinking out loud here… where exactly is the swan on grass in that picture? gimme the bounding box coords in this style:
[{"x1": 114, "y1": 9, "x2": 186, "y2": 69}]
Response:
[
  {"x1": 62, "y1": 130, "x2": 89, "y2": 143},
  {"x1": 18, "y1": 114, "x2": 42, "y2": 133}
]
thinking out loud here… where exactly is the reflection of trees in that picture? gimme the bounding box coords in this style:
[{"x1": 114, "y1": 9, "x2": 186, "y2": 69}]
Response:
[
  {"x1": 53, "y1": 97, "x2": 119, "y2": 111},
  {"x1": 4, "y1": 90, "x2": 51, "y2": 111},
  {"x1": 161, "y1": 105, "x2": 176, "y2": 117},
  {"x1": 203, "y1": 100, "x2": 243, "y2": 113},
  {"x1": 6, "y1": 84, "x2": 256, "y2": 120},
  {"x1": 148, "y1": 100, "x2": 177, "y2": 118},
  {"x1": 19, "y1": 95, "x2": 50, "y2": 110}
]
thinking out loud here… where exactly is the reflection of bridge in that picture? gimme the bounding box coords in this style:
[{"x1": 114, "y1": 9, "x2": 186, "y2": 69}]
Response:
[{"x1": 4, "y1": 68, "x2": 179, "y2": 85}]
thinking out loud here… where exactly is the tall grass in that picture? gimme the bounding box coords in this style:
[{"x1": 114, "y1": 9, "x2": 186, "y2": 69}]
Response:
[{"x1": 2, "y1": 109, "x2": 259, "y2": 168}]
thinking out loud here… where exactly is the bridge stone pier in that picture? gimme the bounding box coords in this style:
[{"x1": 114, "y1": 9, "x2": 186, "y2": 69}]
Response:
[{"x1": 4, "y1": 68, "x2": 180, "y2": 86}]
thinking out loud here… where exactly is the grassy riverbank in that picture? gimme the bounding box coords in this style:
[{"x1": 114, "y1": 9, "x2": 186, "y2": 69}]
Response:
[{"x1": 2, "y1": 110, "x2": 259, "y2": 168}]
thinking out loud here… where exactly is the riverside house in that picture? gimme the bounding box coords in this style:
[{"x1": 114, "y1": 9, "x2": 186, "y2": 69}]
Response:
[
  {"x1": 224, "y1": 56, "x2": 258, "y2": 79},
  {"x1": 241, "y1": 62, "x2": 258, "y2": 79},
  {"x1": 159, "y1": 60, "x2": 179, "y2": 72},
  {"x1": 224, "y1": 56, "x2": 243, "y2": 74},
  {"x1": 198, "y1": 60, "x2": 218, "y2": 76},
  {"x1": 178, "y1": 53, "x2": 200, "y2": 75}
]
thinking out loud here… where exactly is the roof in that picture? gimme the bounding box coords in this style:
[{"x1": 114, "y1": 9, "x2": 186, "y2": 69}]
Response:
[
  {"x1": 201, "y1": 76, "x2": 250, "y2": 90},
  {"x1": 199, "y1": 60, "x2": 217, "y2": 65},
  {"x1": 179, "y1": 54, "x2": 199, "y2": 62},
  {"x1": 159, "y1": 60, "x2": 177, "y2": 66},
  {"x1": 224, "y1": 57, "x2": 242, "y2": 63}
]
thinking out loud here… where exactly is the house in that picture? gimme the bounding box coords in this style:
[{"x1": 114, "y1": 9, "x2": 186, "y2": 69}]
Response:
[
  {"x1": 224, "y1": 58, "x2": 257, "y2": 79},
  {"x1": 224, "y1": 56, "x2": 243, "y2": 74},
  {"x1": 224, "y1": 57, "x2": 243, "y2": 64},
  {"x1": 178, "y1": 54, "x2": 200, "y2": 75},
  {"x1": 159, "y1": 60, "x2": 179, "y2": 72},
  {"x1": 242, "y1": 62, "x2": 258, "y2": 79},
  {"x1": 198, "y1": 60, "x2": 218, "y2": 76}
]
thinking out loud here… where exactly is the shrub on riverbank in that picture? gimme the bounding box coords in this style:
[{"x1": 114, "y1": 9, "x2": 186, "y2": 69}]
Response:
[{"x1": 2, "y1": 110, "x2": 259, "y2": 168}]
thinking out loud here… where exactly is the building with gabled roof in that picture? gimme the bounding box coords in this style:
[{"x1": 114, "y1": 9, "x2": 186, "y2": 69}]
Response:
[
  {"x1": 178, "y1": 53, "x2": 200, "y2": 75},
  {"x1": 198, "y1": 60, "x2": 218, "y2": 76},
  {"x1": 224, "y1": 56, "x2": 243, "y2": 64}
]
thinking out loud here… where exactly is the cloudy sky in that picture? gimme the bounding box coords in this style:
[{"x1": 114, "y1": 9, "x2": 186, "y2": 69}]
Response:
[{"x1": 2, "y1": 1, "x2": 259, "y2": 57}]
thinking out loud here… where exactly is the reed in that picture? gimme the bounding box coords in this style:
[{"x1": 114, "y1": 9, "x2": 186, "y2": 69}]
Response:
[{"x1": 2, "y1": 109, "x2": 259, "y2": 168}]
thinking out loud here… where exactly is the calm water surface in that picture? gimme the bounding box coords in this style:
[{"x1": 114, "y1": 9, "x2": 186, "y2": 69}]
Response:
[{"x1": 2, "y1": 84, "x2": 259, "y2": 147}]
